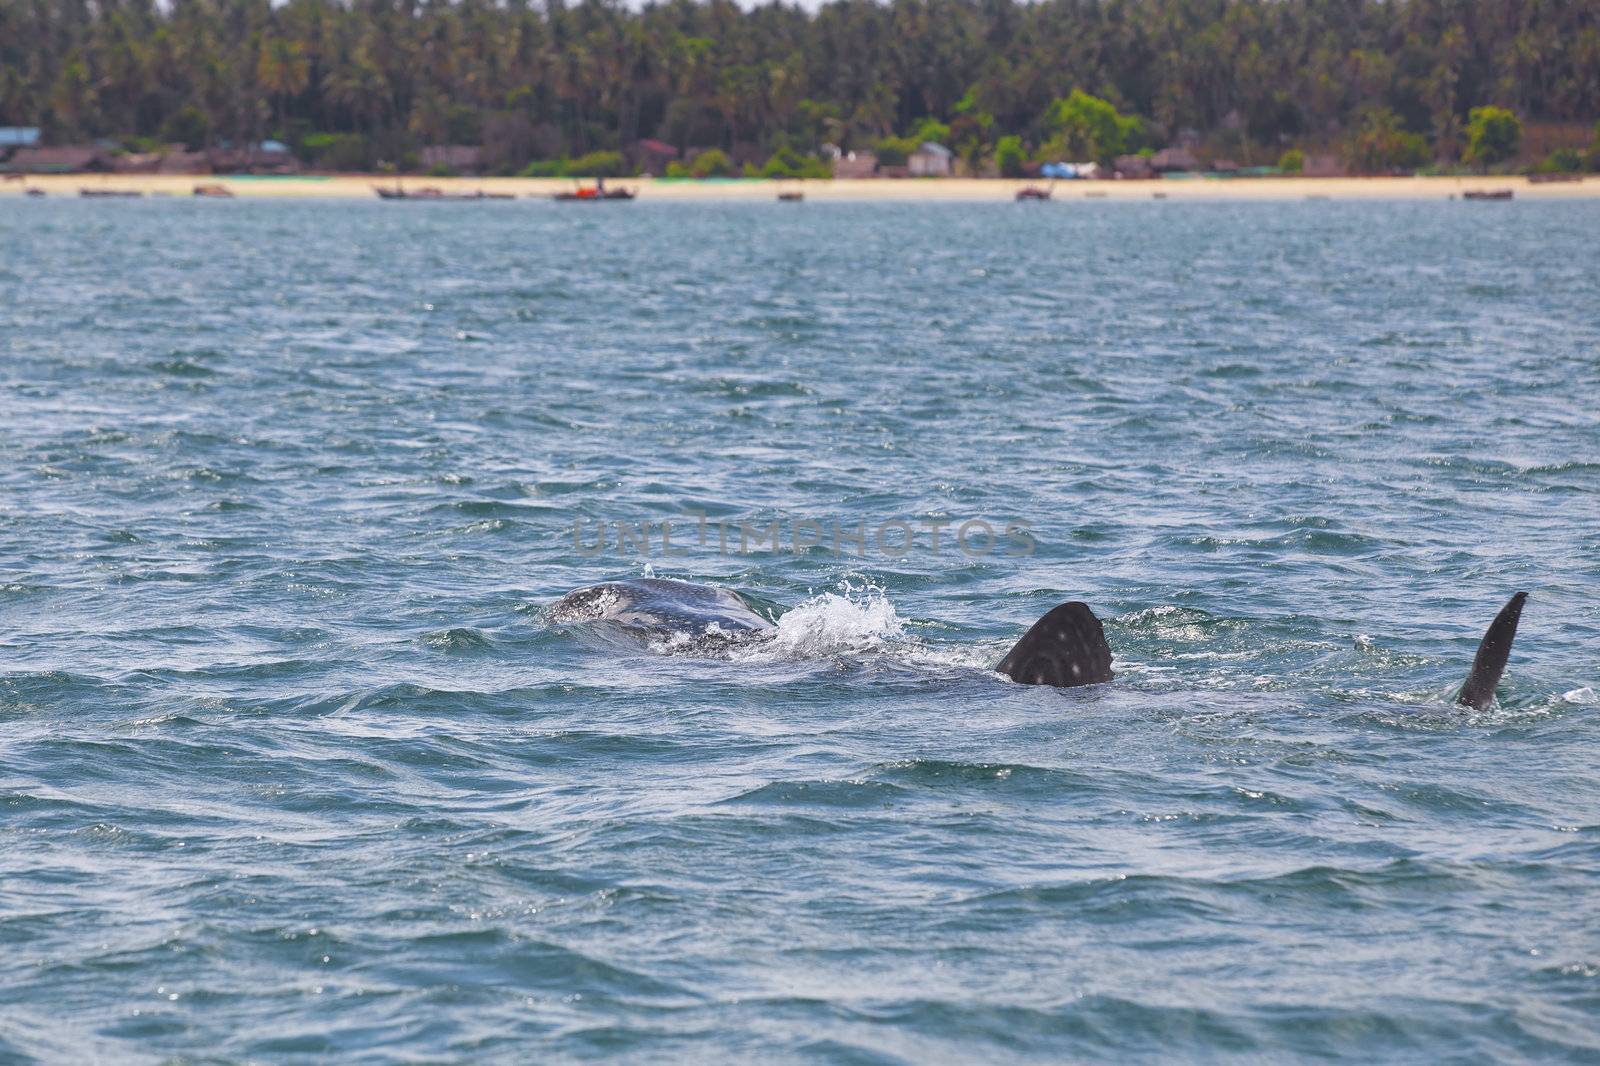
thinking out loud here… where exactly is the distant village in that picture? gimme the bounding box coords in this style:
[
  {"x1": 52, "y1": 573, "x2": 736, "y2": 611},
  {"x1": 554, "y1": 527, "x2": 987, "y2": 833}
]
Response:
[
  {"x1": 0, "y1": 125, "x2": 1508, "y2": 184},
  {"x1": 3, "y1": 104, "x2": 1591, "y2": 185}
]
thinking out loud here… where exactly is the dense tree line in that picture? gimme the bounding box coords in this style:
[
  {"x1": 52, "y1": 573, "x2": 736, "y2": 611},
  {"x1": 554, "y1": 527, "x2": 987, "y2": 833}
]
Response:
[{"x1": 1, "y1": 0, "x2": 1596, "y2": 171}]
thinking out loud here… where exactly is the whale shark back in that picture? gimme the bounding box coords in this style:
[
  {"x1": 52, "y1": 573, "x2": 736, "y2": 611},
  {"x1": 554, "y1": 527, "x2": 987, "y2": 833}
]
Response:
[
  {"x1": 549, "y1": 578, "x2": 775, "y2": 650},
  {"x1": 1456, "y1": 591, "x2": 1527, "y2": 710},
  {"x1": 996, "y1": 601, "x2": 1115, "y2": 688}
]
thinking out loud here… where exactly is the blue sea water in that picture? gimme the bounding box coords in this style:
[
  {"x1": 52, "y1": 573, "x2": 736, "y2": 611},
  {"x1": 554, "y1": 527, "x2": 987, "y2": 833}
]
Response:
[{"x1": 1, "y1": 196, "x2": 1598, "y2": 1063}]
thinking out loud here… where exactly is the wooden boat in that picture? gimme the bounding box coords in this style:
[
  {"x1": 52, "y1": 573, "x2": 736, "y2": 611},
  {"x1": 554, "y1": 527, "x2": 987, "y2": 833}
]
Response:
[
  {"x1": 1015, "y1": 184, "x2": 1053, "y2": 201},
  {"x1": 552, "y1": 183, "x2": 636, "y2": 201},
  {"x1": 778, "y1": 191, "x2": 804, "y2": 202},
  {"x1": 193, "y1": 183, "x2": 234, "y2": 198},
  {"x1": 25, "y1": 188, "x2": 45, "y2": 198},
  {"x1": 375, "y1": 184, "x2": 512, "y2": 201},
  {"x1": 1463, "y1": 189, "x2": 1513, "y2": 200},
  {"x1": 80, "y1": 188, "x2": 142, "y2": 198}
]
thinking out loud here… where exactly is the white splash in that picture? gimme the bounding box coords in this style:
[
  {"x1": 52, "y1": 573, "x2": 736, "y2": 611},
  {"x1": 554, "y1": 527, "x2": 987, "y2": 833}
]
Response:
[{"x1": 740, "y1": 582, "x2": 904, "y2": 660}]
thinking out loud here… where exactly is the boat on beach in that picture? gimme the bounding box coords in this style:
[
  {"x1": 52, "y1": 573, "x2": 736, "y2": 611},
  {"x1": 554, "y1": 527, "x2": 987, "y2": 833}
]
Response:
[
  {"x1": 374, "y1": 183, "x2": 513, "y2": 201},
  {"x1": 552, "y1": 178, "x2": 636, "y2": 201},
  {"x1": 1015, "y1": 182, "x2": 1054, "y2": 201},
  {"x1": 1463, "y1": 189, "x2": 1513, "y2": 200},
  {"x1": 193, "y1": 184, "x2": 234, "y2": 198}
]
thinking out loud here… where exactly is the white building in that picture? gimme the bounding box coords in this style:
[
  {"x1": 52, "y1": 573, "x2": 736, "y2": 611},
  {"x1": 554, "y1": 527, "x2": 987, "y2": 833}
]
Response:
[{"x1": 907, "y1": 141, "x2": 953, "y2": 177}]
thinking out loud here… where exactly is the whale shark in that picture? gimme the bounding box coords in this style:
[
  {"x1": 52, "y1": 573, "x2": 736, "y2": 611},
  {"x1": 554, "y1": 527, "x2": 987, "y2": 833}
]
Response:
[{"x1": 550, "y1": 579, "x2": 1527, "y2": 709}]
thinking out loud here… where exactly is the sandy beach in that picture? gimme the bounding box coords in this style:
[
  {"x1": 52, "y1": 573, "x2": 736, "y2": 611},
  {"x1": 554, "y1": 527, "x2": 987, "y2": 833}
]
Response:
[{"x1": 4, "y1": 172, "x2": 1594, "y2": 202}]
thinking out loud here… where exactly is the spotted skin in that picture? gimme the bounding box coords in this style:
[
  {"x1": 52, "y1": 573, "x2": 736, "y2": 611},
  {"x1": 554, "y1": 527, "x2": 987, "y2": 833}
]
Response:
[{"x1": 995, "y1": 601, "x2": 1115, "y2": 689}]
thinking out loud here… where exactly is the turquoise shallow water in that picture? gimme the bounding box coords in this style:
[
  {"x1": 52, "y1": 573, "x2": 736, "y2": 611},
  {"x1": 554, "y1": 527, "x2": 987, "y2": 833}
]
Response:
[{"x1": 1, "y1": 198, "x2": 1598, "y2": 1062}]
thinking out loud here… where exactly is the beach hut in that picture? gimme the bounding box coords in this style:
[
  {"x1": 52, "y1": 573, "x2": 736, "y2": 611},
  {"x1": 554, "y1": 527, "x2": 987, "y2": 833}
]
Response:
[
  {"x1": 833, "y1": 151, "x2": 878, "y2": 179},
  {"x1": 158, "y1": 151, "x2": 211, "y2": 175},
  {"x1": 1, "y1": 145, "x2": 112, "y2": 173},
  {"x1": 417, "y1": 145, "x2": 485, "y2": 175},
  {"x1": 907, "y1": 142, "x2": 953, "y2": 177},
  {"x1": 113, "y1": 152, "x2": 163, "y2": 174},
  {"x1": 634, "y1": 138, "x2": 679, "y2": 176},
  {"x1": 208, "y1": 143, "x2": 299, "y2": 174},
  {"x1": 1301, "y1": 154, "x2": 1348, "y2": 178},
  {"x1": 1149, "y1": 147, "x2": 1201, "y2": 173},
  {"x1": 1113, "y1": 154, "x2": 1155, "y2": 179},
  {"x1": 0, "y1": 127, "x2": 40, "y2": 151},
  {"x1": 1041, "y1": 161, "x2": 1102, "y2": 179}
]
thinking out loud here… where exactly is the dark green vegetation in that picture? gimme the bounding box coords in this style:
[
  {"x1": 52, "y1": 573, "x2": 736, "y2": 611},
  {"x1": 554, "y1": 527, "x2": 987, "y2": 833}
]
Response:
[{"x1": 2, "y1": 0, "x2": 1597, "y2": 174}]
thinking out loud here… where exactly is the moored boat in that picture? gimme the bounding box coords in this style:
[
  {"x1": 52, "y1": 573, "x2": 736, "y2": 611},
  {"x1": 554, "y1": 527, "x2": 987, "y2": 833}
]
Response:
[
  {"x1": 1463, "y1": 189, "x2": 1513, "y2": 200},
  {"x1": 375, "y1": 183, "x2": 512, "y2": 201},
  {"x1": 552, "y1": 178, "x2": 636, "y2": 201}
]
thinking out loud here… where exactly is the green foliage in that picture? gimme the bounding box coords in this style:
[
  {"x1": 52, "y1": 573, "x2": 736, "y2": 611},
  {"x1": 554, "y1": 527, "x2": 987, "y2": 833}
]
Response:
[
  {"x1": 1039, "y1": 90, "x2": 1143, "y2": 162},
  {"x1": 790, "y1": 100, "x2": 841, "y2": 154},
  {"x1": 995, "y1": 135, "x2": 1026, "y2": 178},
  {"x1": 1463, "y1": 106, "x2": 1521, "y2": 167},
  {"x1": 1533, "y1": 147, "x2": 1583, "y2": 174},
  {"x1": 1346, "y1": 108, "x2": 1429, "y2": 172},
  {"x1": 158, "y1": 106, "x2": 209, "y2": 150},
  {"x1": 875, "y1": 136, "x2": 919, "y2": 166},
  {"x1": 907, "y1": 118, "x2": 951, "y2": 146},
  {"x1": 1277, "y1": 148, "x2": 1305, "y2": 173},
  {"x1": 6, "y1": 0, "x2": 1597, "y2": 171},
  {"x1": 301, "y1": 132, "x2": 371, "y2": 171},
  {"x1": 520, "y1": 159, "x2": 567, "y2": 177},
  {"x1": 664, "y1": 161, "x2": 693, "y2": 178},
  {"x1": 565, "y1": 150, "x2": 628, "y2": 177},
  {"x1": 688, "y1": 148, "x2": 735, "y2": 178},
  {"x1": 759, "y1": 146, "x2": 830, "y2": 178},
  {"x1": 427, "y1": 163, "x2": 457, "y2": 177},
  {"x1": 519, "y1": 152, "x2": 629, "y2": 177}
]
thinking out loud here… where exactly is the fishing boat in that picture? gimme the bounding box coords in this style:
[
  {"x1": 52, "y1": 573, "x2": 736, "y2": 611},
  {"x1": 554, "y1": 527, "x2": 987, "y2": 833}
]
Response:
[
  {"x1": 1015, "y1": 183, "x2": 1053, "y2": 201},
  {"x1": 374, "y1": 182, "x2": 512, "y2": 201},
  {"x1": 80, "y1": 188, "x2": 142, "y2": 198},
  {"x1": 552, "y1": 178, "x2": 636, "y2": 201},
  {"x1": 193, "y1": 183, "x2": 234, "y2": 198},
  {"x1": 25, "y1": 188, "x2": 44, "y2": 198},
  {"x1": 1463, "y1": 189, "x2": 1513, "y2": 201},
  {"x1": 777, "y1": 191, "x2": 804, "y2": 202}
]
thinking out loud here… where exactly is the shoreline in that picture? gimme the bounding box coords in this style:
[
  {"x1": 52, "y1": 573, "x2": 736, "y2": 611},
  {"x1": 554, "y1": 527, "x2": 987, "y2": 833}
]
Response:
[{"x1": 4, "y1": 172, "x2": 1594, "y2": 201}]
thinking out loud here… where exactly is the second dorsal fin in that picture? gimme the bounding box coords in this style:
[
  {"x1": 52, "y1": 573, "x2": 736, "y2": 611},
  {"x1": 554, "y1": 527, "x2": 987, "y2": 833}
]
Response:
[{"x1": 996, "y1": 601, "x2": 1115, "y2": 688}]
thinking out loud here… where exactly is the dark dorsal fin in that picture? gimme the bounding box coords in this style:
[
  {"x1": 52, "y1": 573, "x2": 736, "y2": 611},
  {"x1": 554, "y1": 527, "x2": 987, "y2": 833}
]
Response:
[
  {"x1": 1456, "y1": 592, "x2": 1528, "y2": 710},
  {"x1": 997, "y1": 601, "x2": 1115, "y2": 688}
]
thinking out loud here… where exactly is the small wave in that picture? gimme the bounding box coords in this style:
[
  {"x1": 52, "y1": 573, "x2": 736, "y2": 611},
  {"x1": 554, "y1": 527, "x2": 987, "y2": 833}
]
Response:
[
  {"x1": 874, "y1": 758, "x2": 1082, "y2": 791},
  {"x1": 719, "y1": 778, "x2": 911, "y2": 808},
  {"x1": 420, "y1": 627, "x2": 494, "y2": 652},
  {"x1": 145, "y1": 358, "x2": 218, "y2": 378}
]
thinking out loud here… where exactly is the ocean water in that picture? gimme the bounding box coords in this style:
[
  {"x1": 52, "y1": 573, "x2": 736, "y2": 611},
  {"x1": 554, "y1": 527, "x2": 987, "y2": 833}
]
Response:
[{"x1": 1, "y1": 196, "x2": 1598, "y2": 1063}]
